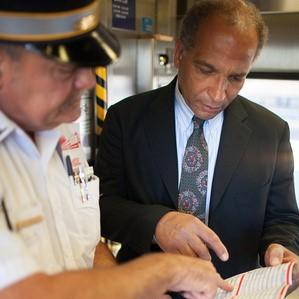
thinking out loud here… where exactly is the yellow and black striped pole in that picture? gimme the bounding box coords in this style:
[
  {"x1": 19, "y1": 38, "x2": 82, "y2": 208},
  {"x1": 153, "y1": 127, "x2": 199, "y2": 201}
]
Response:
[
  {"x1": 95, "y1": 67, "x2": 107, "y2": 136},
  {"x1": 95, "y1": 67, "x2": 121, "y2": 251}
]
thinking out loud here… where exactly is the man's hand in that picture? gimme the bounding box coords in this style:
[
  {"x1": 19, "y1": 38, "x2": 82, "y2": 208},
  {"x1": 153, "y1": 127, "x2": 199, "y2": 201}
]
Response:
[
  {"x1": 264, "y1": 243, "x2": 299, "y2": 266},
  {"x1": 155, "y1": 211, "x2": 229, "y2": 262},
  {"x1": 265, "y1": 243, "x2": 299, "y2": 293}
]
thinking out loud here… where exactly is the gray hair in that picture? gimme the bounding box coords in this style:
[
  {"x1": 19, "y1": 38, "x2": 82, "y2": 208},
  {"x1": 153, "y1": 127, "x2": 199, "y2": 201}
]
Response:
[{"x1": 179, "y1": 0, "x2": 268, "y2": 58}]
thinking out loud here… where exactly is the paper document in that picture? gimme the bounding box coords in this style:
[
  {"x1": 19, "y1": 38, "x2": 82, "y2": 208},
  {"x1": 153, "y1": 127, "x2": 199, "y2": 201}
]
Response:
[{"x1": 216, "y1": 262, "x2": 295, "y2": 299}]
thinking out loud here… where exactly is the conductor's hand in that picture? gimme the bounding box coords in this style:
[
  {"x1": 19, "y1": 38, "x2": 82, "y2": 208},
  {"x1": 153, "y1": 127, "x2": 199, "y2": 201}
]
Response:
[
  {"x1": 155, "y1": 211, "x2": 229, "y2": 262},
  {"x1": 167, "y1": 254, "x2": 232, "y2": 299}
]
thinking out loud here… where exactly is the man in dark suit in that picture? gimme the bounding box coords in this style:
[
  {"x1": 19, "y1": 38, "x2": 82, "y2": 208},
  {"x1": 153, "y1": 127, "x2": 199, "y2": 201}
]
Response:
[{"x1": 97, "y1": 0, "x2": 299, "y2": 283}]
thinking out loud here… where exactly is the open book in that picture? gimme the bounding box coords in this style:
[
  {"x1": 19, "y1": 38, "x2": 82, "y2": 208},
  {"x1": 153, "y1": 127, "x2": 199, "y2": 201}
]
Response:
[{"x1": 215, "y1": 262, "x2": 295, "y2": 299}]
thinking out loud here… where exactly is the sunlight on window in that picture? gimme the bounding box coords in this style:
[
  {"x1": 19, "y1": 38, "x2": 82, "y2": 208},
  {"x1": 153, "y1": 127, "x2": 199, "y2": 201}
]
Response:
[{"x1": 240, "y1": 78, "x2": 299, "y2": 204}]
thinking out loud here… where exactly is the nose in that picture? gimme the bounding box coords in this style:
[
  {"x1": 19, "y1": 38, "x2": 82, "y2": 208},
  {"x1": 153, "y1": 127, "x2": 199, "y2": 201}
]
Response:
[
  {"x1": 74, "y1": 68, "x2": 96, "y2": 90},
  {"x1": 207, "y1": 76, "x2": 227, "y2": 103}
]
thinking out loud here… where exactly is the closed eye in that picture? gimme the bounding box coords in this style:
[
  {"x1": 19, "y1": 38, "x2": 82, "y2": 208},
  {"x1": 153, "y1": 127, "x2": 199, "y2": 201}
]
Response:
[
  {"x1": 193, "y1": 60, "x2": 216, "y2": 75},
  {"x1": 52, "y1": 64, "x2": 77, "y2": 80},
  {"x1": 200, "y1": 66, "x2": 214, "y2": 74},
  {"x1": 229, "y1": 75, "x2": 245, "y2": 82}
]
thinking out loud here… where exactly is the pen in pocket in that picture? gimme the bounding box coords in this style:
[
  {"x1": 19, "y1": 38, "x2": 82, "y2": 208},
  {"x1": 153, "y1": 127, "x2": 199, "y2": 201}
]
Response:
[{"x1": 65, "y1": 155, "x2": 74, "y2": 177}]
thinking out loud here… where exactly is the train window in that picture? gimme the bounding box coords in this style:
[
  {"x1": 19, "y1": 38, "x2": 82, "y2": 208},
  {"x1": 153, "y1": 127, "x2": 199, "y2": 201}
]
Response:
[{"x1": 240, "y1": 78, "x2": 299, "y2": 204}]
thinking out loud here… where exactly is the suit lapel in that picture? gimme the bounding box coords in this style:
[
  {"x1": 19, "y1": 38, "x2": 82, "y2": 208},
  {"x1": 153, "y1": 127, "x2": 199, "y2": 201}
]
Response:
[
  {"x1": 210, "y1": 97, "x2": 252, "y2": 212},
  {"x1": 144, "y1": 79, "x2": 179, "y2": 206}
]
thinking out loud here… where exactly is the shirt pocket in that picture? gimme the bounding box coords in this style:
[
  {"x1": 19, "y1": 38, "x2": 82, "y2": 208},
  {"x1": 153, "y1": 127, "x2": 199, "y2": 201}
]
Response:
[
  {"x1": 69, "y1": 176, "x2": 101, "y2": 267},
  {"x1": 71, "y1": 176, "x2": 100, "y2": 210}
]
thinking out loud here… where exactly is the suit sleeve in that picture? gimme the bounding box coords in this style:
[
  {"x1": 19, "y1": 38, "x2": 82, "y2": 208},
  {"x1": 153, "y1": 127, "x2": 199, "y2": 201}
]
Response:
[
  {"x1": 260, "y1": 121, "x2": 299, "y2": 260},
  {"x1": 95, "y1": 105, "x2": 174, "y2": 256}
]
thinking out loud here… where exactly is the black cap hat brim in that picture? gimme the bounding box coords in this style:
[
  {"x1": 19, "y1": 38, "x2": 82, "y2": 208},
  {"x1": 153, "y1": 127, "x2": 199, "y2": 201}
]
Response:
[
  {"x1": 23, "y1": 24, "x2": 121, "y2": 67},
  {"x1": 0, "y1": 0, "x2": 121, "y2": 67}
]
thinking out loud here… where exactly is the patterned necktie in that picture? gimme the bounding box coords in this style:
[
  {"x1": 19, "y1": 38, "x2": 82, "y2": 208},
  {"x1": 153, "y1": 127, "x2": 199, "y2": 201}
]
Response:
[{"x1": 178, "y1": 116, "x2": 208, "y2": 221}]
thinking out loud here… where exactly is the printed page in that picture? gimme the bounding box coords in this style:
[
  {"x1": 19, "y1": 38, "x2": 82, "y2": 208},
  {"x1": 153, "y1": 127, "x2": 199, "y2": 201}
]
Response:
[{"x1": 215, "y1": 262, "x2": 295, "y2": 299}]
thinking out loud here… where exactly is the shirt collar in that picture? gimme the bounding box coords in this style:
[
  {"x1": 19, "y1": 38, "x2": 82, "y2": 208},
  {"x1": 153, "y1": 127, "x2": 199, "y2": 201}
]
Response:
[
  {"x1": 0, "y1": 111, "x2": 61, "y2": 164},
  {"x1": 175, "y1": 79, "x2": 224, "y2": 130},
  {"x1": 175, "y1": 80, "x2": 194, "y2": 132},
  {"x1": 0, "y1": 111, "x2": 18, "y2": 143}
]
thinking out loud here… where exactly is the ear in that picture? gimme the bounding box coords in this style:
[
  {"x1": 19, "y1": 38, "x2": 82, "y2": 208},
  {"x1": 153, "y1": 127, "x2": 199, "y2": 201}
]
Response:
[{"x1": 174, "y1": 40, "x2": 184, "y2": 68}]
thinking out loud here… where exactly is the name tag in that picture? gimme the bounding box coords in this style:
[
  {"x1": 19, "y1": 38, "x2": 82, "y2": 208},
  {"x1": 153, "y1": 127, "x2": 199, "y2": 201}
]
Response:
[{"x1": 13, "y1": 204, "x2": 44, "y2": 231}]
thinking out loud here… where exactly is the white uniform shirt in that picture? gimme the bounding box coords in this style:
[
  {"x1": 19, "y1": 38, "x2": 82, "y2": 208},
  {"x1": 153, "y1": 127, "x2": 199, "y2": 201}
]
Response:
[
  {"x1": 175, "y1": 81, "x2": 224, "y2": 224},
  {"x1": 0, "y1": 111, "x2": 101, "y2": 289}
]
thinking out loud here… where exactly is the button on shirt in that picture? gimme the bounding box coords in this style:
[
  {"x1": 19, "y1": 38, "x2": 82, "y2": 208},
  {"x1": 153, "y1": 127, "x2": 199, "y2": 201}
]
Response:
[
  {"x1": 175, "y1": 81, "x2": 224, "y2": 224},
  {"x1": 0, "y1": 112, "x2": 101, "y2": 289}
]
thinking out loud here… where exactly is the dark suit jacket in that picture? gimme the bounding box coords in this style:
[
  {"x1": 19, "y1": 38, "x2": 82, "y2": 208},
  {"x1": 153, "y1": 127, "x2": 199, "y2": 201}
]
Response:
[{"x1": 96, "y1": 78, "x2": 299, "y2": 278}]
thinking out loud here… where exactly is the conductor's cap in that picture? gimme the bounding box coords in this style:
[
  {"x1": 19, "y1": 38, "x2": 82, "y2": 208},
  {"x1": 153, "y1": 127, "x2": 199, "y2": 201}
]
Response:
[{"x1": 0, "y1": 0, "x2": 120, "y2": 67}]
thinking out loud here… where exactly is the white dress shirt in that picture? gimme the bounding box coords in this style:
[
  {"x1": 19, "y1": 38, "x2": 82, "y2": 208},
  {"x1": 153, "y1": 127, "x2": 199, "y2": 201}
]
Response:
[
  {"x1": 175, "y1": 80, "x2": 224, "y2": 224},
  {"x1": 0, "y1": 111, "x2": 100, "y2": 289}
]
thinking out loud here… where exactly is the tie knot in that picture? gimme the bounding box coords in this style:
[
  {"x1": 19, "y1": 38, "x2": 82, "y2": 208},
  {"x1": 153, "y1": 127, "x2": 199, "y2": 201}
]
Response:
[{"x1": 192, "y1": 116, "x2": 204, "y2": 130}]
